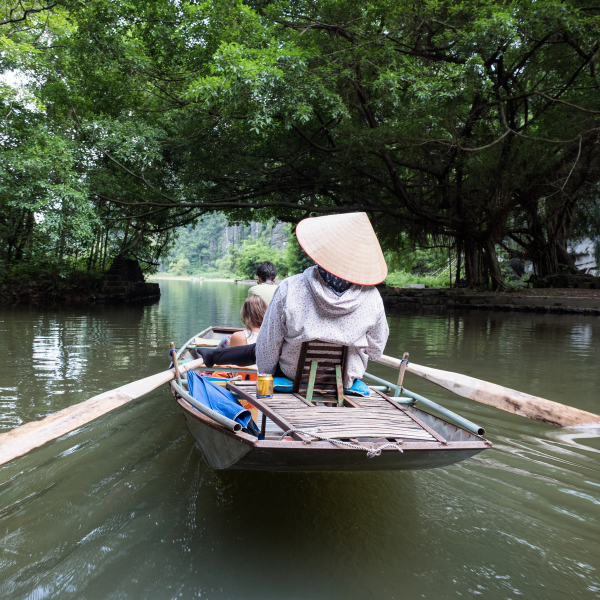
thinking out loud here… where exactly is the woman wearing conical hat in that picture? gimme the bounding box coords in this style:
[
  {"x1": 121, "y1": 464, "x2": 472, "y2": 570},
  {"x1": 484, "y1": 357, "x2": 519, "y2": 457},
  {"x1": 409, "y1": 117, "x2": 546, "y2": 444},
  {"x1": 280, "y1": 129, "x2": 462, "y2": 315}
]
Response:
[{"x1": 199, "y1": 213, "x2": 389, "y2": 389}]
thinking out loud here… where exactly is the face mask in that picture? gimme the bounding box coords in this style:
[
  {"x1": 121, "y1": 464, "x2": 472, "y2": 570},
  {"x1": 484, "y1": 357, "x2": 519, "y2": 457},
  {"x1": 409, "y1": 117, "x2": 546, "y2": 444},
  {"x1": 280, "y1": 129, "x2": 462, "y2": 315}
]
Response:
[{"x1": 317, "y1": 266, "x2": 353, "y2": 296}]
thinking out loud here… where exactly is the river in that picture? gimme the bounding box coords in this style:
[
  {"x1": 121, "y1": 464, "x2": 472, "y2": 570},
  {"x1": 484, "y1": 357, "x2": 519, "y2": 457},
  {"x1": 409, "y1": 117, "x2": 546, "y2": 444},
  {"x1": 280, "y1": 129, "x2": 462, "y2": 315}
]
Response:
[{"x1": 1, "y1": 279, "x2": 599, "y2": 599}]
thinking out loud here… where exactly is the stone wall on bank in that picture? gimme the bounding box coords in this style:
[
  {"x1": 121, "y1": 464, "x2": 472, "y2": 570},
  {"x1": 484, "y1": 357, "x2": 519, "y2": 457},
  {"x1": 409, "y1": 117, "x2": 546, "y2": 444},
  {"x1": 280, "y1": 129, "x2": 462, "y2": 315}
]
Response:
[
  {"x1": 380, "y1": 287, "x2": 600, "y2": 316},
  {"x1": 97, "y1": 258, "x2": 160, "y2": 303}
]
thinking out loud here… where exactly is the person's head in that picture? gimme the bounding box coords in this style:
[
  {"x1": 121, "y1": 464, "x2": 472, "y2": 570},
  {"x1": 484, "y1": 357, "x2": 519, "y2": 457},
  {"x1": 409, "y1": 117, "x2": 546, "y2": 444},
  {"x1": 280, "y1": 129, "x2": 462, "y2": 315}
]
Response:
[
  {"x1": 240, "y1": 294, "x2": 267, "y2": 330},
  {"x1": 256, "y1": 261, "x2": 276, "y2": 283}
]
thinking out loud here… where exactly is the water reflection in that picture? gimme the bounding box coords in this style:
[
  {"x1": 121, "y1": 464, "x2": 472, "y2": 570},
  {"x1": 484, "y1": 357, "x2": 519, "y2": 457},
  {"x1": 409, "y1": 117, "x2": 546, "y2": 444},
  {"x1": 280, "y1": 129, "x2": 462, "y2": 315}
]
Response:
[
  {"x1": 0, "y1": 282, "x2": 599, "y2": 599},
  {"x1": 570, "y1": 323, "x2": 593, "y2": 352}
]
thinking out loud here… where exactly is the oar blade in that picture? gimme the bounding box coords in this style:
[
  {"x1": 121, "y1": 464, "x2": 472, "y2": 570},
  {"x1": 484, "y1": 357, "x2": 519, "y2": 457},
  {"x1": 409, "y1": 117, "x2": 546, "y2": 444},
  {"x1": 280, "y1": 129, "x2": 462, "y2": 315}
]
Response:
[
  {"x1": 0, "y1": 358, "x2": 205, "y2": 467},
  {"x1": 0, "y1": 391, "x2": 134, "y2": 466},
  {"x1": 375, "y1": 354, "x2": 600, "y2": 428}
]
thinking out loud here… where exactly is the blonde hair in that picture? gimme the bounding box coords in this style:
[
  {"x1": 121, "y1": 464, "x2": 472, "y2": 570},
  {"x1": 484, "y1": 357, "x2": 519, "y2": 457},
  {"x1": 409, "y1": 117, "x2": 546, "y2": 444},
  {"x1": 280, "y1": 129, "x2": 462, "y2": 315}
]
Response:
[{"x1": 241, "y1": 295, "x2": 267, "y2": 329}]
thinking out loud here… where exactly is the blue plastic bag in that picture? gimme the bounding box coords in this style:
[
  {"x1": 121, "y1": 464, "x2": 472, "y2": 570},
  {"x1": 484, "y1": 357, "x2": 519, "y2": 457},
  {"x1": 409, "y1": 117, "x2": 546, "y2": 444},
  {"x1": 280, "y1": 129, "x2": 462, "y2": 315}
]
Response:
[{"x1": 187, "y1": 371, "x2": 262, "y2": 438}]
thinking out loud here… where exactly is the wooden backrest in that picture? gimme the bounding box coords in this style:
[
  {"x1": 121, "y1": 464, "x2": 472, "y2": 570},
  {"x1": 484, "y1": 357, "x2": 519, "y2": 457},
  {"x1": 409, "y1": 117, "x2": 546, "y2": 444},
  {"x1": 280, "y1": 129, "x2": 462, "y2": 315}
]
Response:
[{"x1": 293, "y1": 340, "x2": 348, "y2": 395}]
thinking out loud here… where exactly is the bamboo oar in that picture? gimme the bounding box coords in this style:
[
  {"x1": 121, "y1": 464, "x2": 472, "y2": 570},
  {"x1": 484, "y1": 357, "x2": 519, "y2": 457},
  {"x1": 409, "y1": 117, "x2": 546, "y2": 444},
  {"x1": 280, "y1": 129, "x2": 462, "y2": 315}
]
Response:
[
  {"x1": 375, "y1": 355, "x2": 600, "y2": 428},
  {"x1": 0, "y1": 357, "x2": 205, "y2": 467}
]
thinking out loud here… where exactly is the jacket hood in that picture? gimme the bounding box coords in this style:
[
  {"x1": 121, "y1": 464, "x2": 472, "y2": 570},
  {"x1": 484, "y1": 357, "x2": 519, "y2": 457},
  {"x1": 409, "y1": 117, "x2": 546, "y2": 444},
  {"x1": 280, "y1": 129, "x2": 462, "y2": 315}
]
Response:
[{"x1": 302, "y1": 266, "x2": 365, "y2": 317}]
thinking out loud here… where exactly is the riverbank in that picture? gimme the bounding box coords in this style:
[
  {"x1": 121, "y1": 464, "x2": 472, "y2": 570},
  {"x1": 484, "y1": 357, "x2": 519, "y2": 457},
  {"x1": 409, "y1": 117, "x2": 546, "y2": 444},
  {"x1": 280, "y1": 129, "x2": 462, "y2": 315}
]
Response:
[
  {"x1": 381, "y1": 286, "x2": 600, "y2": 315},
  {"x1": 0, "y1": 259, "x2": 161, "y2": 304},
  {"x1": 0, "y1": 270, "x2": 104, "y2": 304},
  {"x1": 4, "y1": 271, "x2": 600, "y2": 314},
  {"x1": 0, "y1": 275, "x2": 221, "y2": 303}
]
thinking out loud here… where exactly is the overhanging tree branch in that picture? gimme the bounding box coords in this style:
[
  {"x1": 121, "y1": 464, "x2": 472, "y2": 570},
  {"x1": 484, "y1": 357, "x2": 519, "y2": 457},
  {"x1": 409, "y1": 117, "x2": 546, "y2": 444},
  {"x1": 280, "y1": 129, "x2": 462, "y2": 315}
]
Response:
[{"x1": 0, "y1": 1, "x2": 56, "y2": 26}]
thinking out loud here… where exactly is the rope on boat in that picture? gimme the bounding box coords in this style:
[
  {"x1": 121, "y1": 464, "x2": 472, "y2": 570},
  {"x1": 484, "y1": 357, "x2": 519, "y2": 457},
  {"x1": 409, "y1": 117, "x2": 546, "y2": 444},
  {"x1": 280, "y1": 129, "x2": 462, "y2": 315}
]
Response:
[{"x1": 278, "y1": 428, "x2": 403, "y2": 458}]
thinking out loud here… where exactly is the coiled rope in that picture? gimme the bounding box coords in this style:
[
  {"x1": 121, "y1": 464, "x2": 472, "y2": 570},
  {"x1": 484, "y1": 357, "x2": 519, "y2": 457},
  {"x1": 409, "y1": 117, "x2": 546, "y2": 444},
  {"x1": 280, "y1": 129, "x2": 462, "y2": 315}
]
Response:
[{"x1": 279, "y1": 428, "x2": 403, "y2": 458}]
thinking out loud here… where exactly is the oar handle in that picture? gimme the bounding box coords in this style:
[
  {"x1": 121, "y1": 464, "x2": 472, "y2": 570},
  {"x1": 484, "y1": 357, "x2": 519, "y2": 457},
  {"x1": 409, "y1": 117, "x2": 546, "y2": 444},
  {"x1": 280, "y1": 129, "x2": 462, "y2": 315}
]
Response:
[
  {"x1": 395, "y1": 352, "x2": 409, "y2": 396},
  {"x1": 169, "y1": 342, "x2": 181, "y2": 381}
]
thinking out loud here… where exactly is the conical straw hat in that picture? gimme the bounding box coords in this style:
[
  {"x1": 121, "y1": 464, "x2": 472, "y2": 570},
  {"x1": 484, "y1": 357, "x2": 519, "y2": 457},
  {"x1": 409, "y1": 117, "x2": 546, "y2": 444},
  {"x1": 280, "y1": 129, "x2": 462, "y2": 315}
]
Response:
[{"x1": 296, "y1": 212, "x2": 388, "y2": 285}]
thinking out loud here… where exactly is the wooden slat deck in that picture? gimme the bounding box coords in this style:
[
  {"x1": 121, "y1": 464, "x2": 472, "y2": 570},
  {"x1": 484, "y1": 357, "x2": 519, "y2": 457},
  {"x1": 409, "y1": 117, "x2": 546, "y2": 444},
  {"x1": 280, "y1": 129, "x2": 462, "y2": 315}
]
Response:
[{"x1": 231, "y1": 385, "x2": 437, "y2": 442}]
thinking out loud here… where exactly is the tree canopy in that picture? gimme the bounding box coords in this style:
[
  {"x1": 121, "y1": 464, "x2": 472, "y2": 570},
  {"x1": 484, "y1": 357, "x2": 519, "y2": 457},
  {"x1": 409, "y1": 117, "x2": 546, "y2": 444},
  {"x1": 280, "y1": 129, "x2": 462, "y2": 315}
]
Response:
[{"x1": 2, "y1": 0, "x2": 599, "y2": 288}]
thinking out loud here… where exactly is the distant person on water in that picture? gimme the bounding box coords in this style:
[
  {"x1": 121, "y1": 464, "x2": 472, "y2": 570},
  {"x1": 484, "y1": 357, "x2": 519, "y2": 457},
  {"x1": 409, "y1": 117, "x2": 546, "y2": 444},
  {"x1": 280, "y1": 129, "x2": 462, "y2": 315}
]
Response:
[
  {"x1": 199, "y1": 213, "x2": 389, "y2": 388},
  {"x1": 248, "y1": 261, "x2": 277, "y2": 306}
]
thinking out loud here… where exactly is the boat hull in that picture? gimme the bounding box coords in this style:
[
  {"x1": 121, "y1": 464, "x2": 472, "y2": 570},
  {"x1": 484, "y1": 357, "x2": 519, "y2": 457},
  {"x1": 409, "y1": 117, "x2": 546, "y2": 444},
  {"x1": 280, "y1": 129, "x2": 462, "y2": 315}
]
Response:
[
  {"x1": 178, "y1": 398, "x2": 486, "y2": 472},
  {"x1": 233, "y1": 446, "x2": 484, "y2": 472},
  {"x1": 173, "y1": 325, "x2": 490, "y2": 472}
]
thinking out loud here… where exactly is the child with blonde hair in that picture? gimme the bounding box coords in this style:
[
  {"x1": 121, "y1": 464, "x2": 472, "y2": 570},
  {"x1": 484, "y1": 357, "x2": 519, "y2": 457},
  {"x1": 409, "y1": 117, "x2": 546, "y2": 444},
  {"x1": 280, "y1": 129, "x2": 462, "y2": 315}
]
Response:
[{"x1": 216, "y1": 295, "x2": 267, "y2": 350}]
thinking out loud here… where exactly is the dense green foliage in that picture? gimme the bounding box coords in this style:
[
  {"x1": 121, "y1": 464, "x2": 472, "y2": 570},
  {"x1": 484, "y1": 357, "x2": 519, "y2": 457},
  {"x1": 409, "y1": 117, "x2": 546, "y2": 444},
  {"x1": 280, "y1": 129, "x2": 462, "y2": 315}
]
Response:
[
  {"x1": 2, "y1": 0, "x2": 599, "y2": 291},
  {"x1": 233, "y1": 240, "x2": 287, "y2": 278}
]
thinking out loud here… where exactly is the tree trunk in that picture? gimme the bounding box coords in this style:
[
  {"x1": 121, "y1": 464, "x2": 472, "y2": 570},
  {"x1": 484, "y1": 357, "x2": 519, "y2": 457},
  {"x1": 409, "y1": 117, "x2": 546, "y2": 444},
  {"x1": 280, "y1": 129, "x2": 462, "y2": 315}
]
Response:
[
  {"x1": 97, "y1": 230, "x2": 103, "y2": 270},
  {"x1": 121, "y1": 221, "x2": 130, "y2": 254},
  {"x1": 95, "y1": 231, "x2": 101, "y2": 268},
  {"x1": 448, "y1": 243, "x2": 453, "y2": 287},
  {"x1": 90, "y1": 229, "x2": 101, "y2": 269},
  {"x1": 26, "y1": 211, "x2": 35, "y2": 259},
  {"x1": 86, "y1": 230, "x2": 95, "y2": 271},
  {"x1": 102, "y1": 228, "x2": 110, "y2": 271},
  {"x1": 455, "y1": 239, "x2": 462, "y2": 286},
  {"x1": 464, "y1": 238, "x2": 484, "y2": 288},
  {"x1": 484, "y1": 239, "x2": 506, "y2": 291},
  {"x1": 529, "y1": 236, "x2": 561, "y2": 278}
]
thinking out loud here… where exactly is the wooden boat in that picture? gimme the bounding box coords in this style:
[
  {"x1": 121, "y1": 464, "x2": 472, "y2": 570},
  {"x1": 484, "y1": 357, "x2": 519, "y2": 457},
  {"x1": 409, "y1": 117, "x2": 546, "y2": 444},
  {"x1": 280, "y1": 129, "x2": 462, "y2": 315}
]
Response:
[{"x1": 170, "y1": 326, "x2": 491, "y2": 472}]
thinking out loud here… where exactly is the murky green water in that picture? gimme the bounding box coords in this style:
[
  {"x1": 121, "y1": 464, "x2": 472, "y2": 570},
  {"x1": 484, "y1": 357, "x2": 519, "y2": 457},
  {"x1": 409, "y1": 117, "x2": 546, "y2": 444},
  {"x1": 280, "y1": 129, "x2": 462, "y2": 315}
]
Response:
[{"x1": 1, "y1": 280, "x2": 599, "y2": 599}]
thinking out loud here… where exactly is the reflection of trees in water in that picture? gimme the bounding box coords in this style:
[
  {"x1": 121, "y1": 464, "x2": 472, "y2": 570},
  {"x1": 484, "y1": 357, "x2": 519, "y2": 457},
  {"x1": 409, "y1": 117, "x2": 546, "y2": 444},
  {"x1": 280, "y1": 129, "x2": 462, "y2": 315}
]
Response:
[
  {"x1": 0, "y1": 301, "x2": 162, "y2": 429},
  {"x1": 158, "y1": 280, "x2": 250, "y2": 334},
  {"x1": 0, "y1": 280, "x2": 253, "y2": 433},
  {"x1": 569, "y1": 324, "x2": 593, "y2": 351},
  {"x1": 383, "y1": 310, "x2": 600, "y2": 416}
]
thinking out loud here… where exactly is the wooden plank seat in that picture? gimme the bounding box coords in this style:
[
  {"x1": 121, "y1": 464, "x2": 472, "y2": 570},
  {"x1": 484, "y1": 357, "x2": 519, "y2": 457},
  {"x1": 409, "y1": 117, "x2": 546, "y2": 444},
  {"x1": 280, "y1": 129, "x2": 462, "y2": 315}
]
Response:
[
  {"x1": 227, "y1": 339, "x2": 444, "y2": 444},
  {"x1": 228, "y1": 385, "x2": 438, "y2": 442}
]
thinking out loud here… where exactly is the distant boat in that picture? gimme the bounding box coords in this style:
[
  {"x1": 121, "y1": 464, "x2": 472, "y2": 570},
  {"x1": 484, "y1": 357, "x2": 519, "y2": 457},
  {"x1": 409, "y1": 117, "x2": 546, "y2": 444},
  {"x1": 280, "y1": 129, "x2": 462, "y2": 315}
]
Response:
[
  {"x1": 234, "y1": 279, "x2": 258, "y2": 285},
  {"x1": 169, "y1": 326, "x2": 491, "y2": 472}
]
